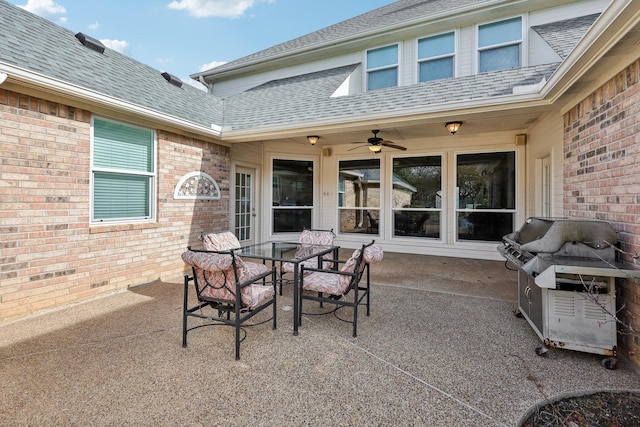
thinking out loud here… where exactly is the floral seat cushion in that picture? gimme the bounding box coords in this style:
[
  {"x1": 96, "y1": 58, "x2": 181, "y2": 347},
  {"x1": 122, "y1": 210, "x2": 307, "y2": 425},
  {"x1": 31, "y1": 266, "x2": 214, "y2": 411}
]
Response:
[
  {"x1": 302, "y1": 244, "x2": 383, "y2": 296},
  {"x1": 182, "y1": 250, "x2": 272, "y2": 309},
  {"x1": 281, "y1": 229, "x2": 335, "y2": 274},
  {"x1": 200, "y1": 231, "x2": 242, "y2": 251}
]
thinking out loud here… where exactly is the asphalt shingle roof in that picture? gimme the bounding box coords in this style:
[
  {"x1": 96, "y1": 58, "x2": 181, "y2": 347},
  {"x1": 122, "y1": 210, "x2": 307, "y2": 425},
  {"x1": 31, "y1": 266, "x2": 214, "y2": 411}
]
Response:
[
  {"x1": 532, "y1": 13, "x2": 601, "y2": 59},
  {"x1": 0, "y1": 0, "x2": 223, "y2": 130},
  {"x1": 0, "y1": 0, "x2": 598, "y2": 136},
  {"x1": 223, "y1": 63, "x2": 560, "y2": 130}
]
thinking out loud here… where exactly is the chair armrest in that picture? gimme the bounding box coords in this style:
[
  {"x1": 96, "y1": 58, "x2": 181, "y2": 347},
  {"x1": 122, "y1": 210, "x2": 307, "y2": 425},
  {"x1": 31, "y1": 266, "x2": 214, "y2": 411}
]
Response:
[{"x1": 300, "y1": 263, "x2": 351, "y2": 276}]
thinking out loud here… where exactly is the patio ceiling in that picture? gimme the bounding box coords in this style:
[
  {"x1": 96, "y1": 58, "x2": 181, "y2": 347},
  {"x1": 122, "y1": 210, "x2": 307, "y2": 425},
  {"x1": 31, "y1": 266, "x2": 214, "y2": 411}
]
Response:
[{"x1": 231, "y1": 106, "x2": 547, "y2": 147}]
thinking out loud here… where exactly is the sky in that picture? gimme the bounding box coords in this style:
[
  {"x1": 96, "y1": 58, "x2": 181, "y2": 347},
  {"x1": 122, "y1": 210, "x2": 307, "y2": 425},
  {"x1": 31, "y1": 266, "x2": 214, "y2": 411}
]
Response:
[{"x1": 8, "y1": 0, "x2": 395, "y2": 88}]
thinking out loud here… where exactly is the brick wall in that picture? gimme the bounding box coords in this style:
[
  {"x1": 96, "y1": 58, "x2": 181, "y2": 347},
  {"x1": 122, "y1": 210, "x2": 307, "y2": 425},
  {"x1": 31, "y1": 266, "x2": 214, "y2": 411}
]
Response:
[
  {"x1": 0, "y1": 89, "x2": 230, "y2": 322},
  {"x1": 563, "y1": 59, "x2": 640, "y2": 364}
]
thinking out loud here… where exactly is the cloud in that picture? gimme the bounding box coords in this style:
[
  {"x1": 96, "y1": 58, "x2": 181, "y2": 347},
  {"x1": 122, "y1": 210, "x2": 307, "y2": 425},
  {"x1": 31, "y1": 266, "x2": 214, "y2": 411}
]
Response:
[
  {"x1": 88, "y1": 21, "x2": 99, "y2": 30},
  {"x1": 100, "y1": 39, "x2": 129, "y2": 54},
  {"x1": 167, "y1": 0, "x2": 273, "y2": 19},
  {"x1": 18, "y1": 0, "x2": 65, "y2": 15},
  {"x1": 199, "y1": 60, "x2": 227, "y2": 72},
  {"x1": 18, "y1": 0, "x2": 66, "y2": 22}
]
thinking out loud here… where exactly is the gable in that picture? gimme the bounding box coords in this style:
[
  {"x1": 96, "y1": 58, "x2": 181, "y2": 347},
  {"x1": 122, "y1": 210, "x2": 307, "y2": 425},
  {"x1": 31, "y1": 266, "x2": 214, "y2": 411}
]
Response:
[{"x1": 532, "y1": 13, "x2": 601, "y2": 58}]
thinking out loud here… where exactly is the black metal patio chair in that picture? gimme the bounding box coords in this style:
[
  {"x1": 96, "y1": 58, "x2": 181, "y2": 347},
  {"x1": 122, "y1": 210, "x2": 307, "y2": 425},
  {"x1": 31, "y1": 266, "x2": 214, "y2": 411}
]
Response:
[
  {"x1": 299, "y1": 240, "x2": 383, "y2": 337},
  {"x1": 181, "y1": 248, "x2": 277, "y2": 360},
  {"x1": 279, "y1": 228, "x2": 336, "y2": 294}
]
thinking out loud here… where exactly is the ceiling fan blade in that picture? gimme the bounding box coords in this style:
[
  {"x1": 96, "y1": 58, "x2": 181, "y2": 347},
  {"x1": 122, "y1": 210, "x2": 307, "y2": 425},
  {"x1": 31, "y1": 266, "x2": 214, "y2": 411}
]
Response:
[
  {"x1": 348, "y1": 145, "x2": 367, "y2": 151},
  {"x1": 381, "y1": 142, "x2": 407, "y2": 151}
]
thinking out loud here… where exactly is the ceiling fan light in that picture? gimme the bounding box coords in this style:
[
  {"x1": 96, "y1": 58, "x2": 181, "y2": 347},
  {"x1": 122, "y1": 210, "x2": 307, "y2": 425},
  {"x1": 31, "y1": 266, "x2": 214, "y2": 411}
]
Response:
[
  {"x1": 445, "y1": 121, "x2": 462, "y2": 135},
  {"x1": 369, "y1": 145, "x2": 382, "y2": 153}
]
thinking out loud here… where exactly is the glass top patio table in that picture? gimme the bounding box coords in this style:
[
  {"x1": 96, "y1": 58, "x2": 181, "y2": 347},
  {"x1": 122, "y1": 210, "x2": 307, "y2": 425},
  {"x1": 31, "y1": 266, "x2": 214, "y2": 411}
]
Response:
[{"x1": 237, "y1": 241, "x2": 339, "y2": 335}]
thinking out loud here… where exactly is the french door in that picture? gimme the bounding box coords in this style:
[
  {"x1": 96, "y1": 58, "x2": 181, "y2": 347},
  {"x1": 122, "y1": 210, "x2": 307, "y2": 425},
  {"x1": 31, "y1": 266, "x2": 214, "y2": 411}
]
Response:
[{"x1": 234, "y1": 167, "x2": 256, "y2": 246}]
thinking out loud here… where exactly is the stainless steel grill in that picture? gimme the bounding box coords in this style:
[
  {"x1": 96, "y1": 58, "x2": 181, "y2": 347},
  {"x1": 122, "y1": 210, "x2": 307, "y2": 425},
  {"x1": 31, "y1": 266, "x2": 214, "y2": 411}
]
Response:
[
  {"x1": 498, "y1": 217, "x2": 640, "y2": 369},
  {"x1": 499, "y1": 217, "x2": 617, "y2": 265}
]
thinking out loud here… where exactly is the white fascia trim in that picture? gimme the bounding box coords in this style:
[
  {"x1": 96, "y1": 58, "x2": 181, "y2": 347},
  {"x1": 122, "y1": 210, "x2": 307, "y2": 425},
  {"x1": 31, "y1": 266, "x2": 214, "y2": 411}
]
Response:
[{"x1": 1, "y1": 63, "x2": 223, "y2": 138}]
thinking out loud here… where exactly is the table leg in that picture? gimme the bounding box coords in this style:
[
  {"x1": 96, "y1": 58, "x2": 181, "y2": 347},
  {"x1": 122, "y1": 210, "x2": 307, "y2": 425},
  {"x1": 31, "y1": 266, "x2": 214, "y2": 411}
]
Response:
[{"x1": 293, "y1": 262, "x2": 299, "y2": 336}]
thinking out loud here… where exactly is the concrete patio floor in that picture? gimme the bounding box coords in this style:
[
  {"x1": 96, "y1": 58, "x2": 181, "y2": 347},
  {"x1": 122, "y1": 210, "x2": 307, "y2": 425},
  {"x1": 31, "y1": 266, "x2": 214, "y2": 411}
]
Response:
[{"x1": 1, "y1": 251, "x2": 639, "y2": 426}]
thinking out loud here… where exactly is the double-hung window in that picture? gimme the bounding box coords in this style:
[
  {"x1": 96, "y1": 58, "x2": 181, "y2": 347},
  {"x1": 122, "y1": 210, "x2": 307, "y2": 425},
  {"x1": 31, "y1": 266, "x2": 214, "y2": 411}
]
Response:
[
  {"x1": 91, "y1": 117, "x2": 156, "y2": 223},
  {"x1": 392, "y1": 156, "x2": 442, "y2": 239},
  {"x1": 338, "y1": 159, "x2": 380, "y2": 235},
  {"x1": 456, "y1": 151, "x2": 516, "y2": 242},
  {"x1": 478, "y1": 17, "x2": 522, "y2": 73},
  {"x1": 272, "y1": 159, "x2": 314, "y2": 233},
  {"x1": 418, "y1": 32, "x2": 455, "y2": 82},
  {"x1": 366, "y1": 44, "x2": 398, "y2": 90}
]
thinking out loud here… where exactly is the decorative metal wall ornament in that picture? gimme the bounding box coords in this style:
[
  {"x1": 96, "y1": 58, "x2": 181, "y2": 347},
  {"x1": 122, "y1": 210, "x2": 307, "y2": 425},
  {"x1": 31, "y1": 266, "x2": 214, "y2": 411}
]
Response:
[{"x1": 174, "y1": 171, "x2": 221, "y2": 200}]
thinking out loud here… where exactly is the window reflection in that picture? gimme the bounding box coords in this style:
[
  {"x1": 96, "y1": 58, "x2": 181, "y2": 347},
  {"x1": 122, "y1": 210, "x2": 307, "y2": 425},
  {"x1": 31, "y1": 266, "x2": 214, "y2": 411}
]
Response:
[
  {"x1": 272, "y1": 159, "x2": 313, "y2": 233},
  {"x1": 394, "y1": 211, "x2": 440, "y2": 238},
  {"x1": 478, "y1": 17, "x2": 522, "y2": 72},
  {"x1": 338, "y1": 159, "x2": 380, "y2": 235},
  {"x1": 392, "y1": 156, "x2": 442, "y2": 238},
  {"x1": 456, "y1": 152, "x2": 515, "y2": 241},
  {"x1": 457, "y1": 212, "x2": 513, "y2": 241},
  {"x1": 367, "y1": 44, "x2": 399, "y2": 90},
  {"x1": 418, "y1": 32, "x2": 455, "y2": 82}
]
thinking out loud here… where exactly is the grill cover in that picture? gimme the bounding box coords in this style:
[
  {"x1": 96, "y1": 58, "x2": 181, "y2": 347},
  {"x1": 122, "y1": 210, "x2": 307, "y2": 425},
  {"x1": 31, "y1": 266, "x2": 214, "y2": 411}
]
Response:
[{"x1": 514, "y1": 217, "x2": 616, "y2": 254}]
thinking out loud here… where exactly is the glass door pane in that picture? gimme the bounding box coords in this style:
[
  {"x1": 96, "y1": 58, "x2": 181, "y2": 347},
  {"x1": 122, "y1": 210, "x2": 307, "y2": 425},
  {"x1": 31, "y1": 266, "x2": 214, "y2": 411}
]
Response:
[{"x1": 235, "y1": 167, "x2": 254, "y2": 244}]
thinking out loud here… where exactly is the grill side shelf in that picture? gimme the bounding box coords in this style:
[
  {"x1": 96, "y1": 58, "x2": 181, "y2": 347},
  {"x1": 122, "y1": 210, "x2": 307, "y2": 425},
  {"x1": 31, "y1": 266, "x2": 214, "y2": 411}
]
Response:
[{"x1": 534, "y1": 262, "x2": 640, "y2": 289}]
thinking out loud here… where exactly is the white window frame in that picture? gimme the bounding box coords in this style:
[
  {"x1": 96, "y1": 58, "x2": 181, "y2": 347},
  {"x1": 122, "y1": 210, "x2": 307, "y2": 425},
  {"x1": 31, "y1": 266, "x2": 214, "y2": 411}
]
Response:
[
  {"x1": 390, "y1": 153, "x2": 445, "y2": 241},
  {"x1": 90, "y1": 116, "x2": 157, "y2": 225},
  {"x1": 365, "y1": 43, "x2": 400, "y2": 91},
  {"x1": 270, "y1": 155, "x2": 317, "y2": 236},
  {"x1": 476, "y1": 16, "x2": 525, "y2": 73},
  {"x1": 416, "y1": 30, "x2": 457, "y2": 83},
  {"x1": 453, "y1": 149, "x2": 518, "y2": 243},
  {"x1": 337, "y1": 156, "x2": 383, "y2": 237}
]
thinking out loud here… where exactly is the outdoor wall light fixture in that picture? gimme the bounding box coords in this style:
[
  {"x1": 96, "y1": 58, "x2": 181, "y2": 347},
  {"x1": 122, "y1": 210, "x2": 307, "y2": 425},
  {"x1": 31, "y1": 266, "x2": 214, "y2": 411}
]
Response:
[
  {"x1": 445, "y1": 121, "x2": 462, "y2": 135},
  {"x1": 369, "y1": 145, "x2": 382, "y2": 153},
  {"x1": 307, "y1": 135, "x2": 319, "y2": 145}
]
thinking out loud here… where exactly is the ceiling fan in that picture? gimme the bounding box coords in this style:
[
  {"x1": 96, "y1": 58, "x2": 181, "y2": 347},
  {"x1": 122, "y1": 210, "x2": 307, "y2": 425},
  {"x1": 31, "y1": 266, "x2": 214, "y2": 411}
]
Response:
[{"x1": 349, "y1": 129, "x2": 407, "y2": 152}]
